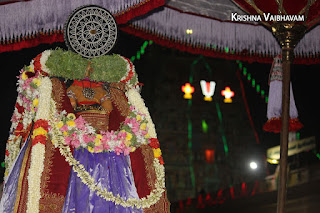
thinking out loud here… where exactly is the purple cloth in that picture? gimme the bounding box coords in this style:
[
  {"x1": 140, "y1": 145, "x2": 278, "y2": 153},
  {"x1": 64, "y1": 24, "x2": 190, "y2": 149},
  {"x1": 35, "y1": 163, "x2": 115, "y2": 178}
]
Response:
[
  {"x1": 0, "y1": 138, "x2": 30, "y2": 213},
  {"x1": 62, "y1": 149, "x2": 142, "y2": 213}
]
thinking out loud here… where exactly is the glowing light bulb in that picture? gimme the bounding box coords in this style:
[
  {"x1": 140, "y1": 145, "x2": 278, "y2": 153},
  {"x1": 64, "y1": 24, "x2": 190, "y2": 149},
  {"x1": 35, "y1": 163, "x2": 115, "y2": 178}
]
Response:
[
  {"x1": 186, "y1": 29, "x2": 193, "y2": 34},
  {"x1": 250, "y1": 161, "x2": 258, "y2": 170},
  {"x1": 221, "y1": 87, "x2": 235, "y2": 103},
  {"x1": 200, "y1": 80, "x2": 216, "y2": 101},
  {"x1": 181, "y1": 83, "x2": 195, "y2": 99}
]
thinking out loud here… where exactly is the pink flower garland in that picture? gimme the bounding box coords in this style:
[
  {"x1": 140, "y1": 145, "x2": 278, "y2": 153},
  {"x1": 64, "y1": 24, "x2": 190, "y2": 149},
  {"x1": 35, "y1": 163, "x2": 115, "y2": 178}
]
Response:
[{"x1": 50, "y1": 105, "x2": 150, "y2": 155}]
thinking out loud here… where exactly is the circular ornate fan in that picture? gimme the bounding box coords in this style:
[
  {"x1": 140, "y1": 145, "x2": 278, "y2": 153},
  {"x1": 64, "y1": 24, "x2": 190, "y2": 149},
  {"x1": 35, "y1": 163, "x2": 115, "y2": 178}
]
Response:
[{"x1": 64, "y1": 5, "x2": 118, "y2": 58}]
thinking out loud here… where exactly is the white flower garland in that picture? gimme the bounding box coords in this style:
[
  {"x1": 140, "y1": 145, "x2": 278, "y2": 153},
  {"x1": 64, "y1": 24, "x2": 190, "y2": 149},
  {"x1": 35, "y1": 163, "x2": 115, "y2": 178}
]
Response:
[
  {"x1": 26, "y1": 76, "x2": 51, "y2": 213},
  {"x1": 127, "y1": 89, "x2": 157, "y2": 138},
  {"x1": 34, "y1": 77, "x2": 51, "y2": 120},
  {"x1": 39, "y1": 50, "x2": 51, "y2": 74},
  {"x1": 26, "y1": 143, "x2": 45, "y2": 213}
]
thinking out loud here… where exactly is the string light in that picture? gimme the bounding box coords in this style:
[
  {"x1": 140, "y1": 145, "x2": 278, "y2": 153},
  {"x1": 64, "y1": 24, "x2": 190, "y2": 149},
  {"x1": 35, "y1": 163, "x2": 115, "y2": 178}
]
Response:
[
  {"x1": 130, "y1": 40, "x2": 153, "y2": 63},
  {"x1": 236, "y1": 61, "x2": 268, "y2": 103}
]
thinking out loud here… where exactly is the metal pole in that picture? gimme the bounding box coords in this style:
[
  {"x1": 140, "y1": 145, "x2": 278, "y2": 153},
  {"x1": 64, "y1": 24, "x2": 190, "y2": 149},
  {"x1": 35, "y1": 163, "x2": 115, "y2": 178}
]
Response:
[
  {"x1": 276, "y1": 47, "x2": 291, "y2": 213},
  {"x1": 271, "y1": 23, "x2": 306, "y2": 213}
]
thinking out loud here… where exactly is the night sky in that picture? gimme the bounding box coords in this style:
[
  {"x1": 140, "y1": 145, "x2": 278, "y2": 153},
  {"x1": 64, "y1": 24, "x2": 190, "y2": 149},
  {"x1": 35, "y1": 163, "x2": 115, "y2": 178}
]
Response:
[{"x1": 1, "y1": 31, "x2": 320, "y2": 182}]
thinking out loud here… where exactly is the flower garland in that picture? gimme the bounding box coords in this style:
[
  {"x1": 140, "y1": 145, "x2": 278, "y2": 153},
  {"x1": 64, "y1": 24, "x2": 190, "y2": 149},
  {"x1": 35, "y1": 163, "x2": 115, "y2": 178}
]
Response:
[
  {"x1": 26, "y1": 143, "x2": 45, "y2": 213},
  {"x1": 4, "y1": 65, "x2": 41, "y2": 180},
  {"x1": 26, "y1": 76, "x2": 52, "y2": 213},
  {"x1": 126, "y1": 88, "x2": 166, "y2": 164},
  {"x1": 127, "y1": 88, "x2": 157, "y2": 138},
  {"x1": 31, "y1": 119, "x2": 49, "y2": 146},
  {"x1": 5, "y1": 49, "x2": 166, "y2": 210},
  {"x1": 120, "y1": 56, "x2": 135, "y2": 85},
  {"x1": 49, "y1": 105, "x2": 150, "y2": 155},
  {"x1": 47, "y1": 92, "x2": 165, "y2": 208},
  {"x1": 38, "y1": 50, "x2": 51, "y2": 74},
  {"x1": 54, "y1": 134, "x2": 165, "y2": 209},
  {"x1": 39, "y1": 50, "x2": 165, "y2": 208}
]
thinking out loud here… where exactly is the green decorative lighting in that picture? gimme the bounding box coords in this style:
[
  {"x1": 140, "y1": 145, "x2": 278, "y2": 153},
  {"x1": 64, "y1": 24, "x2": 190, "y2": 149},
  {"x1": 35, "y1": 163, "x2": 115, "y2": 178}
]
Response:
[
  {"x1": 237, "y1": 61, "x2": 268, "y2": 103},
  {"x1": 314, "y1": 150, "x2": 320, "y2": 160},
  {"x1": 256, "y1": 84, "x2": 260, "y2": 93},
  {"x1": 247, "y1": 73, "x2": 251, "y2": 81},
  {"x1": 215, "y1": 102, "x2": 229, "y2": 156},
  {"x1": 140, "y1": 48, "x2": 145, "y2": 55},
  {"x1": 296, "y1": 132, "x2": 300, "y2": 140},
  {"x1": 243, "y1": 67, "x2": 247, "y2": 75},
  {"x1": 130, "y1": 40, "x2": 153, "y2": 62},
  {"x1": 252, "y1": 79, "x2": 255, "y2": 87},
  {"x1": 202, "y1": 120, "x2": 209, "y2": 133},
  {"x1": 238, "y1": 62, "x2": 243, "y2": 69}
]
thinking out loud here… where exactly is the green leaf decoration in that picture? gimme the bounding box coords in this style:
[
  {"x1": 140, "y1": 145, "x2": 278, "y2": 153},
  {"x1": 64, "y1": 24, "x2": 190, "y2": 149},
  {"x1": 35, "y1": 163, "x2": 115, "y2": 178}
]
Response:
[{"x1": 45, "y1": 49, "x2": 131, "y2": 84}]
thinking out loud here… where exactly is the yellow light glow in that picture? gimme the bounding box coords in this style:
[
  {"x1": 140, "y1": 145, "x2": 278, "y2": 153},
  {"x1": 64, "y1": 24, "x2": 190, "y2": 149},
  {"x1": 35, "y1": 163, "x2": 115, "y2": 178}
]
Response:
[
  {"x1": 267, "y1": 158, "x2": 279, "y2": 164},
  {"x1": 186, "y1": 29, "x2": 193, "y2": 34},
  {"x1": 204, "y1": 96, "x2": 212, "y2": 101},
  {"x1": 181, "y1": 83, "x2": 195, "y2": 99},
  {"x1": 200, "y1": 80, "x2": 216, "y2": 102},
  {"x1": 221, "y1": 87, "x2": 234, "y2": 103}
]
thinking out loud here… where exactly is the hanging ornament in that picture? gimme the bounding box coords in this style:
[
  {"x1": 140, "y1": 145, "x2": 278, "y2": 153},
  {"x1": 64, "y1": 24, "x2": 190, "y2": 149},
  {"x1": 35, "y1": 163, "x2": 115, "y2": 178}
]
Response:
[
  {"x1": 64, "y1": 5, "x2": 118, "y2": 58},
  {"x1": 200, "y1": 80, "x2": 216, "y2": 101},
  {"x1": 181, "y1": 83, "x2": 195, "y2": 99},
  {"x1": 221, "y1": 87, "x2": 234, "y2": 103},
  {"x1": 263, "y1": 55, "x2": 303, "y2": 133}
]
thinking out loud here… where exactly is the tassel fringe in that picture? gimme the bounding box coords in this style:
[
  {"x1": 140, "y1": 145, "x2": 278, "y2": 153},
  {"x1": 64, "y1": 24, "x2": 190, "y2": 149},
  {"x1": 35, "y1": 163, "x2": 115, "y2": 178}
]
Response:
[{"x1": 263, "y1": 118, "x2": 303, "y2": 133}]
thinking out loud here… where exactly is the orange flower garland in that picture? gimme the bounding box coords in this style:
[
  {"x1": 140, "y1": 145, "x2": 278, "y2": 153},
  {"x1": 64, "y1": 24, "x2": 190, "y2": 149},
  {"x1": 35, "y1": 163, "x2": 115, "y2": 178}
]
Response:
[
  {"x1": 31, "y1": 119, "x2": 49, "y2": 146},
  {"x1": 149, "y1": 138, "x2": 164, "y2": 165}
]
